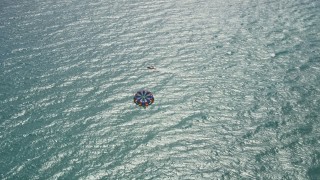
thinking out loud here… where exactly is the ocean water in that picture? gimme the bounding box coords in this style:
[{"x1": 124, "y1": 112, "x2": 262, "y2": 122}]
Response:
[{"x1": 1, "y1": 0, "x2": 320, "y2": 179}]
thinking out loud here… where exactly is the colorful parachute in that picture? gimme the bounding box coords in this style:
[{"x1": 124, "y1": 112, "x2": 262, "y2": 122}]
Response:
[{"x1": 134, "y1": 90, "x2": 154, "y2": 107}]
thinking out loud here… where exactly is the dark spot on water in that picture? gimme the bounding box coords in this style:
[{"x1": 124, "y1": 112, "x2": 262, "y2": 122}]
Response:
[
  {"x1": 253, "y1": 126, "x2": 262, "y2": 134},
  {"x1": 281, "y1": 174, "x2": 292, "y2": 180},
  {"x1": 221, "y1": 171, "x2": 231, "y2": 179},
  {"x1": 306, "y1": 112, "x2": 318, "y2": 121},
  {"x1": 264, "y1": 121, "x2": 279, "y2": 128},
  {"x1": 291, "y1": 158, "x2": 303, "y2": 165},
  {"x1": 304, "y1": 137, "x2": 318, "y2": 145},
  {"x1": 201, "y1": 115, "x2": 207, "y2": 120},
  {"x1": 308, "y1": 56, "x2": 320, "y2": 63},
  {"x1": 281, "y1": 102, "x2": 293, "y2": 115},
  {"x1": 281, "y1": 120, "x2": 287, "y2": 126},
  {"x1": 243, "y1": 131, "x2": 253, "y2": 139},
  {"x1": 256, "y1": 147, "x2": 279, "y2": 162},
  {"x1": 299, "y1": 64, "x2": 310, "y2": 71},
  {"x1": 250, "y1": 104, "x2": 260, "y2": 112},
  {"x1": 294, "y1": 125, "x2": 313, "y2": 135},
  {"x1": 284, "y1": 140, "x2": 300, "y2": 150},
  {"x1": 215, "y1": 44, "x2": 223, "y2": 49},
  {"x1": 307, "y1": 166, "x2": 320, "y2": 180},
  {"x1": 224, "y1": 63, "x2": 237, "y2": 69},
  {"x1": 275, "y1": 50, "x2": 290, "y2": 57},
  {"x1": 171, "y1": 113, "x2": 207, "y2": 129},
  {"x1": 182, "y1": 123, "x2": 192, "y2": 129},
  {"x1": 311, "y1": 151, "x2": 320, "y2": 165},
  {"x1": 255, "y1": 155, "x2": 262, "y2": 162},
  {"x1": 267, "y1": 109, "x2": 275, "y2": 115},
  {"x1": 260, "y1": 165, "x2": 266, "y2": 172}
]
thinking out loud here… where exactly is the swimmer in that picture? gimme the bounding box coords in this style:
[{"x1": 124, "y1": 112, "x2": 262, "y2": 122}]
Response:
[
  {"x1": 147, "y1": 65, "x2": 160, "y2": 72},
  {"x1": 147, "y1": 66, "x2": 156, "y2": 70}
]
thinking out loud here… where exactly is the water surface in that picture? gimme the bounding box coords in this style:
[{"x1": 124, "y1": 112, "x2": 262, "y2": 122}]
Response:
[{"x1": 1, "y1": 0, "x2": 320, "y2": 179}]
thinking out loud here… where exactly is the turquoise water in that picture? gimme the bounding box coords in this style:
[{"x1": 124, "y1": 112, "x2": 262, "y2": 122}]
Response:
[{"x1": 1, "y1": 0, "x2": 320, "y2": 179}]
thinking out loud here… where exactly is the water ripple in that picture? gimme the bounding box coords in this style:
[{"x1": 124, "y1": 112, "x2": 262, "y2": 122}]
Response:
[{"x1": 1, "y1": 0, "x2": 320, "y2": 179}]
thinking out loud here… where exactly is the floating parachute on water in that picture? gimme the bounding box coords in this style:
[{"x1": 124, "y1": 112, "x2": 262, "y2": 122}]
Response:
[{"x1": 134, "y1": 90, "x2": 154, "y2": 108}]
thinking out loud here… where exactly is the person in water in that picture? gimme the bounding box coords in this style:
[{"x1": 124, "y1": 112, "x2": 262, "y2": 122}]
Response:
[{"x1": 147, "y1": 66, "x2": 156, "y2": 70}]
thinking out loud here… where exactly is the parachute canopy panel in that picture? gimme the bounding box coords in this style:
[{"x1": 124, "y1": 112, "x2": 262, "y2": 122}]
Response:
[{"x1": 134, "y1": 90, "x2": 154, "y2": 108}]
